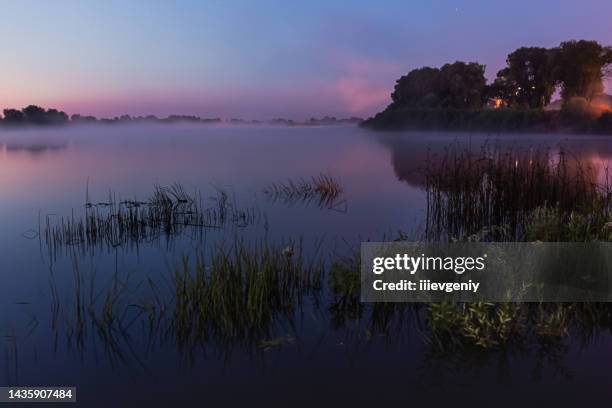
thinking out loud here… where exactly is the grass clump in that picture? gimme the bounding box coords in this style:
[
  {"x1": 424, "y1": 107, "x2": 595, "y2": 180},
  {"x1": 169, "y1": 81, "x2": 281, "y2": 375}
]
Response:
[
  {"x1": 172, "y1": 241, "x2": 323, "y2": 349},
  {"x1": 428, "y1": 302, "x2": 524, "y2": 349},
  {"x1": 328, "y1": 256, "x2": 363, "y2": 327},
  {"x1": 425, "y1": 143, "x2": 611, "y2": 240},
  {"x1": 264, "y1": 173, "x2": 345, "y2": 210},
  {"x1": 426, "y1": 302, "x2": 612, "y2": 351},
  {"x1": 43, "y1": 184, "x2": 257, "y2": 256},
  {"x1": 525, "y1": 205, "x2": 612, "y2": 241}
]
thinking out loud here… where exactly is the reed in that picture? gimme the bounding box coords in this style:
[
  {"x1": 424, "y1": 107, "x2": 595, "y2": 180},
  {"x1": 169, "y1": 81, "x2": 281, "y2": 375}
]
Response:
[
  {"x1": 43, "y1": 184, "x2": 258, "y2": 256},
  {"x1": 328, "y1": 255, "x2": 363, "y2": 327},
  {"x1": 264, "y1": 173, "x2": 345, "y2": 210},
  {"x1": 50, "y1": 240, "x2": 324, "y2": 361},
  {"x1": 44, "y1": 240, "x2": 612, "y2": 363},
  {"x1": 172, "y1": 240, "x2": 323, "y2": 350},
  {"x1": 424, "y1": 143, "x2": 612, "y2": 241},
  {"x1": 39, "y1": 158, "x2": 612, "y2": 361}
]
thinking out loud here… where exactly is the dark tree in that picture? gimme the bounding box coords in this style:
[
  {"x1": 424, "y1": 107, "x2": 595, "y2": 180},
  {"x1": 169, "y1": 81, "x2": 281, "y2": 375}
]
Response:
[
  {"x1": 45, "y1": 108, "x2": 69, "y2": 124},
  {"x1": 553, "y1": 40, "x2": 612, "y2": 103},
  {"x1": 71, "y1": 114, "x2": 98, "y2": 123},
  {"x1": 391, "y1": 67, "x2": 440, "y2": 108},
  {"x1": 495, "y1": 47, "x2": 557, "y2": 108},
  {"x1": 22, "y1": 105, "x2": 47, "y2": 124},
  {"x1": 486, "y1": 72, "x2": 514, "y2": 107},
  {"x1": 20, "y1": 105, "x2": 69, "y2": 125},
  {"x1": 437, "y1": 61, "x2": 487, "y2": 109},
  {"x1": 2, "y1": 109, "x2": 25, "y2": 124}
]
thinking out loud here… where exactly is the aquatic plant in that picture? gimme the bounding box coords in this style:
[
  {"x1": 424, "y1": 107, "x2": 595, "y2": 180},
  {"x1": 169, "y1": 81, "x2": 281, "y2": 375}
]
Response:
[
  {"x1": 34, "y1": 156, "x2": 612, "y2": 366},
  {"x1": 525, "y1": 205, "x2": 612, "y2": 241},
  {"x1": 49, "y1": 240, "x2": 324, "y2": 363},
  {"x1": 43, "y1": 184, "x2": 258, "y2": 257},
  {"x1": 427, "y1": 301, "x2": 525, "y2": 349},
  {"x1": 172, "y1": 240, "x2": 323, "y2": 352},
  {"x1": 263, "y1": 173, "x2": 345, "y2": 210},
  {"x1": 328, "y1": 256, "x2": 363, "y2": 327},
  {"x1": 38, "y1": 236, "x2": 612, "y2": 369},
  {"x1": 424, "y1": 301, "x2": 612, "y2": 353},
  {"x1": 424, "y1": 143, "x2": 611, "y2": 241}
]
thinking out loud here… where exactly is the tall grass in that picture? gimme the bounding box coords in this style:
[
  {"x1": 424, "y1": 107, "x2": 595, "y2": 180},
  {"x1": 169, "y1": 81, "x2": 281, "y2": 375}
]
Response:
[
  {"x1": 42, "y1": 237, "x2": 612, "y2": 364},
  {"x1": 34, "y1": 151, "x2": 612, "y2": 363},
  {"x1": 424, "y1": 143, "x2": 611, "y2": 240},
  {"x1": 43, "y1": 184, "x2": 258, "y2": 257},
  {"x1": 50, "y1": 241, "x2": 323, "y2": 361},
  {"x1": 172, "y1": 240, "x2": 323, "y2": 351}
]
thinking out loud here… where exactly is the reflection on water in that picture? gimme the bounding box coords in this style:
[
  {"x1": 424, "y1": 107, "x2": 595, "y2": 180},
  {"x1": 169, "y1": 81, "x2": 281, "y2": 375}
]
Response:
[
  {"x1": 376, "y1": 132, "x2": 612, "y2": 188},
  {"x1": 2, "y1": 142, "x2": 67, "y2": 156},
  {"x1": 1, "y1": 125, "x2": 612, "y2": 406}
]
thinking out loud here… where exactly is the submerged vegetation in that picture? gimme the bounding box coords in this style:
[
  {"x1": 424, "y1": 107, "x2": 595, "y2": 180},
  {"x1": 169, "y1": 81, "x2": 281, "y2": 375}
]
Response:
[
  {"x1": 42, "y1": 164, "x2": 612, "y2": 362},
  {"x1": 172, "y1": 241, "x2": 323, "y2": 350},
  {"x1": 417, "y1": 143, "x2": 612, "y2": 351},
  {"x1": 16, "y1": 143, "x2": 612, "y2": 370},
  {"x1": 424, "y1": 143, "x2": 611, "y2": 240},
  {"x1": 43, "y1": 184, "x2": 259, "y2": 257},
  {"x1": 44, "y1": 240, "x2": 612, "y2": 366},
  {"x1": 48, "y1": 241, "x2": 323, "y2": 361},
  {"x1": 263, "y1": 173, "x2": 346, "y2": 210},
  {"x1": 42, "y1": 175, "x2": 346, "y2": 257},
  {"x1": 425, "y1": 302, "x2": 612, "y2": 351}
]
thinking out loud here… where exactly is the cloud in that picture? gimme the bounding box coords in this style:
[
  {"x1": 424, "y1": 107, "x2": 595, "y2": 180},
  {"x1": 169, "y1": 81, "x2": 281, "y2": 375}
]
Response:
[
  {"x1": 329, "y1": 53, "x2": 399, "y2": 114},
  {"x1": 334, "y1": 78, "x2": 390, "y2": 114}
]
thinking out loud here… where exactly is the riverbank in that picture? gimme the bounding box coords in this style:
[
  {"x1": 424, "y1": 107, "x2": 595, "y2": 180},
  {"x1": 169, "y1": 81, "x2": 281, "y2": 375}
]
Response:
[{"x1": 361, "y1": 107, "x2": 612, "y2": 134}]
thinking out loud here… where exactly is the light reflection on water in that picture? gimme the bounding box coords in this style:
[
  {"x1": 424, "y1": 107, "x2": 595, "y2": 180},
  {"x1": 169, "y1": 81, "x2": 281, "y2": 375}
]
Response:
[{"x1": 0, "y1": 125, "x2": 611, "y2": 406}]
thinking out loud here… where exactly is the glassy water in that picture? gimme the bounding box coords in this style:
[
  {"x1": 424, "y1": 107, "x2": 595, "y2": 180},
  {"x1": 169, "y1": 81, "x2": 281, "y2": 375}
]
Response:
[{"x1": 1, "y1": 124, "x2": 611, "y2": 406}]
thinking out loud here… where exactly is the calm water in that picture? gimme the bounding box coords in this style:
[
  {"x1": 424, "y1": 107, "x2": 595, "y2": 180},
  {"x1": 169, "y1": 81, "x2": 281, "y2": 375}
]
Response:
[{"x1": 1, "y1": 124, "x2": 612, "y2": 407}]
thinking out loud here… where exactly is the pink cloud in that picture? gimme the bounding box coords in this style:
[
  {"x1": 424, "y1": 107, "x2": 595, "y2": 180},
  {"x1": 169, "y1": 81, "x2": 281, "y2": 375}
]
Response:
[
  {"x1": 332, "y1": 53, "x2": 400, "y2": 77},
  {"x1": 334, "y1": 78, "x2": 390, "y2": 114},
  {"x1": 328, "y1": 52, "x2": 399, "y2": 114}
]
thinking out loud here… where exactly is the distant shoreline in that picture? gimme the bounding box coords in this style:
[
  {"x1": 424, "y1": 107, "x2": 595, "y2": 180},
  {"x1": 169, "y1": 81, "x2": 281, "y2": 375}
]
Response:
[{"x1": 0, "y1": 105, "x2": 363, "y2": 128}]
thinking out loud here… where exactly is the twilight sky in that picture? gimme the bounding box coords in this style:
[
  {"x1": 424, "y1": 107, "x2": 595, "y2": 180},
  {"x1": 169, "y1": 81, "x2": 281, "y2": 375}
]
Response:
[{"x1": 1, "y1": 0, "x2": 612, "y2": 119}]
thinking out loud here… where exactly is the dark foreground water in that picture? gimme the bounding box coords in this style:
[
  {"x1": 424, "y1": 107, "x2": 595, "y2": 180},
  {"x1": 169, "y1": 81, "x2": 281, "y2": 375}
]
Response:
[{"x1": 1, "y1": 124, "x2": 611, "y2": 407}]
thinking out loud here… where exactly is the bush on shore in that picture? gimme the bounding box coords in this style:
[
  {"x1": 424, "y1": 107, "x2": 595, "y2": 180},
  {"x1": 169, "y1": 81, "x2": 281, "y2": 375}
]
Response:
[{"x1": 361, "y1": 106, "x2": 612, "y2": 134}]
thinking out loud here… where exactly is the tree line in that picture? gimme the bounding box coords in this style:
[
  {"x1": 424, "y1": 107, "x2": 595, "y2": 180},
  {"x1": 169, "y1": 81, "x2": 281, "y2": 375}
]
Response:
[
  {"x1": 0, "y1": 106, "x2": 361, "y2": 127},
  {"x1": 2, "y1": 105, "x2": 69, "y2": 125},
  {"x1": 389, "y1": 40, "x2": 612, "y2": 111},
  {"x1": 0, "y1": 105, "x2": 224, "y2": 126}
]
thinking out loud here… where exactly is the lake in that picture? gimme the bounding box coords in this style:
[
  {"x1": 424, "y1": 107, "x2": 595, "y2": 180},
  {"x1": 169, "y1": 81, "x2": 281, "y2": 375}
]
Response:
[{"x1": 1, "y1": 124, "x2": 611, "y2": 406}]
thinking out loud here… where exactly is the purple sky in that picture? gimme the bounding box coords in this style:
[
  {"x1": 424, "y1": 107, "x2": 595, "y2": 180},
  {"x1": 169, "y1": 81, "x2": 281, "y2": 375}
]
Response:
[{"x1": 1, "y1": 0, "x2": 611, "y2": 119}]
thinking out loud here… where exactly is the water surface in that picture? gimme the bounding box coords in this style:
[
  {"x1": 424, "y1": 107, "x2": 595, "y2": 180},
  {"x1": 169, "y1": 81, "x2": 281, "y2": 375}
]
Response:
[{"x1": 1, "y1": 124, "x2": 611, "y2": 406}]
